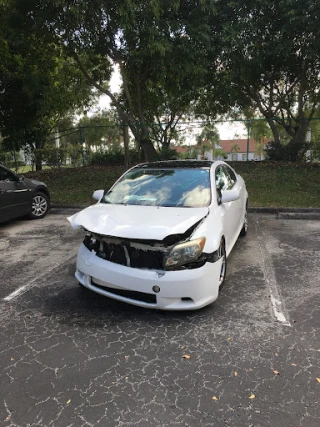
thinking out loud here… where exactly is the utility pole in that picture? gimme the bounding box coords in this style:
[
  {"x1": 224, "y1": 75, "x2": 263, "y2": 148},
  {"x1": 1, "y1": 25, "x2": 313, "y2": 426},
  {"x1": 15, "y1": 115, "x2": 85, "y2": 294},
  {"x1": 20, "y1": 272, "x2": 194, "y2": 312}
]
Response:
[{"x1": 246, "y1": 119, "x2": 251, "y2": 161}]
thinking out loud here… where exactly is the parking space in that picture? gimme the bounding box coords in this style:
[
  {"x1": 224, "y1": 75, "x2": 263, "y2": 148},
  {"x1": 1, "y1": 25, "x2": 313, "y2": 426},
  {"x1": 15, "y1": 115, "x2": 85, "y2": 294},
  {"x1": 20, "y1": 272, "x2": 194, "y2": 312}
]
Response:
[{"x1": 0, "y1": 212, "x2": 319, "y2": 426}]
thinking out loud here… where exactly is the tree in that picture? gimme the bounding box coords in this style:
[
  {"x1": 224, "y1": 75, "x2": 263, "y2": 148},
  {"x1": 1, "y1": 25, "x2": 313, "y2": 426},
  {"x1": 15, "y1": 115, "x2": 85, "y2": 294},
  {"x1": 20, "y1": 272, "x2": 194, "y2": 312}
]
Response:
[
  {"x1": 230, "y1": 144, "x2": 240, "y2": 154},
  {"x1": 218, "y1": 0, "x2": 320, "y2": 161},
  {"x1": 0, "y1": 0, "x2": 94, "y2": 170},
  {"x1": 30, "y1": 0, "x2": 224, "y2": 161},
  {"x1": 196, "y1": 125, "x2": 221, "y2": 159},
  {"x1": 76, "y1": 110, "x2": 123, "y2": 150},
  {"x1": 196, "y1": 125, "x2": 220, "y2": 147}
]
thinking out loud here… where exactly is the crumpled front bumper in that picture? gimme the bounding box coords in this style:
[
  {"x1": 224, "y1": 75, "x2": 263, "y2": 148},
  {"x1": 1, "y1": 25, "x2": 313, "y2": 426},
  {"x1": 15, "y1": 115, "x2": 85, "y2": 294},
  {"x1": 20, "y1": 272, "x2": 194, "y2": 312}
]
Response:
[{"x1": 75, "y1": 243, "x2": 222, "y2": 310}]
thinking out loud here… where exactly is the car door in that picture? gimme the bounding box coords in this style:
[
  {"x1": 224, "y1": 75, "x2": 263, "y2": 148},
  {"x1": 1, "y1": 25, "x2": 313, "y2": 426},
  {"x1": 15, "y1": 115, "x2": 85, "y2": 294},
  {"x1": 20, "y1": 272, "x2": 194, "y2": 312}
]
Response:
[
  {"x1": 0, "y1": 167, "x2": 32, "y2": 222},
  {"x1": 222, "y1": 165, "x2": 244, "y2": 238},
  {"x1": 215, "y1": 165, "x2": 240, "y2": 252}
]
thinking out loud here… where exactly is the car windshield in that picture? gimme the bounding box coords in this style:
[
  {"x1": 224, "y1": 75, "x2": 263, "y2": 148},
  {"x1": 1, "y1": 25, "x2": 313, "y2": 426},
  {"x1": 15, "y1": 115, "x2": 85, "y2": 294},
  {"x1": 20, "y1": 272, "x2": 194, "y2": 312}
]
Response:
[{"x1": 102, "y1": 168, "x2": 211, "y2": 207}]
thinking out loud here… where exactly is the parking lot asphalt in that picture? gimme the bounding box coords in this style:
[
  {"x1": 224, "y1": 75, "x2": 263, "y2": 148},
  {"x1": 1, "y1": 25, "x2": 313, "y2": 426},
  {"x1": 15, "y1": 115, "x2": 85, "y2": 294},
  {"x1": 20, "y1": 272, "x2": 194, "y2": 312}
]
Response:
[{"x1": 0, "y1": 212, "x2": 319, "y2": 427}]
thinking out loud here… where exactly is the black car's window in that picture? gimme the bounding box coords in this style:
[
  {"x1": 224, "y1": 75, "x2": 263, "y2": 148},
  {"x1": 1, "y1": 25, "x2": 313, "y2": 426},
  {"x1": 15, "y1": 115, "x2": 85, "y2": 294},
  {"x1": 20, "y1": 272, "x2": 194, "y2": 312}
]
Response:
[
  {"x1": 0, "y1": 167, "x2": 16, "y2": 182},
  {"x1": 102, "y1": 168, "x2": 211, "y2": 207}
]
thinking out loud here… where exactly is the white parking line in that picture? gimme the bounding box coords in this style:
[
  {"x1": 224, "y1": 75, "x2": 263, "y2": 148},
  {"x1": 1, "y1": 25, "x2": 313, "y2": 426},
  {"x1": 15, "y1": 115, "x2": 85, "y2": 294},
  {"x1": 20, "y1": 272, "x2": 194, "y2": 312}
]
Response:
[
  {"x1": 3, "y1": 253, "x2": 77, "y2": 302},
  {"x1": 254, "y1": 219, "x2": 291, "y2": 327}
]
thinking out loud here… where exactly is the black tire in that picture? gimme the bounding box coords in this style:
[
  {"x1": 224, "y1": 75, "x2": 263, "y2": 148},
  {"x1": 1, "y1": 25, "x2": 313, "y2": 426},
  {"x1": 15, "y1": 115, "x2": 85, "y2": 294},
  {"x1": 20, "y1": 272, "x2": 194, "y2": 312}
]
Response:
[
  {"x1": 218, "y1": 240, "x2": 227, "y2": 290},
  {"x1": 28, "y1": 192, "x2": 50, "y2": 219},
  {"x1": 239, "y1": 205, "x2": 248, "y2": 237}
]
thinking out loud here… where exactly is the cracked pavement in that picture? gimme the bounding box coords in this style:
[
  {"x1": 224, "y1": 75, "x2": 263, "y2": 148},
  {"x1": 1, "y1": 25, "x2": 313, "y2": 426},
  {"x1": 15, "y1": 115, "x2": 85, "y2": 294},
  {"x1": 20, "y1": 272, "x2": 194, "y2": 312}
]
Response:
[{"x1": 0, "y1": 213, "x2": 319, "y2": 427}]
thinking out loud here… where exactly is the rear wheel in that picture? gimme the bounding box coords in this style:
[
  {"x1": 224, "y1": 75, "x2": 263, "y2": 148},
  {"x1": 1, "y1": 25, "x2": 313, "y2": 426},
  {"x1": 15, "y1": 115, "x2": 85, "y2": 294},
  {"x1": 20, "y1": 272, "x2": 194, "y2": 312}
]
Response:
[
  {"x1": 28, "y1": 192, "x2": 50, "y2": 219},
  {"x1": 218, "y1": 240, "x2": 227, "y2": 290}
]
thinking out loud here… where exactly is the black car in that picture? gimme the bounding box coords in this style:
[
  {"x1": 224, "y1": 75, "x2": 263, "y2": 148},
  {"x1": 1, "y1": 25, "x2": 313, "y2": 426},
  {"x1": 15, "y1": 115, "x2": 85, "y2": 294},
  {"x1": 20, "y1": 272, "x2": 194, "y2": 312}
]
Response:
[{"x1": 0, "y1": 163, "x2": 50, "y2": 223}]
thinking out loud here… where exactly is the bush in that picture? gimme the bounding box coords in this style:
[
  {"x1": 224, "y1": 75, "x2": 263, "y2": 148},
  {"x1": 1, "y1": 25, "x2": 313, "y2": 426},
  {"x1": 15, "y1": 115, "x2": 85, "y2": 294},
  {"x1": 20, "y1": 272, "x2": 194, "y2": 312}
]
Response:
[
  {"x1": 0, "y1": 151, "x2": 24, "y2": 168},
  {"x1": 32, "y1": 147, "x2": 85, "y2": 168},
  {"x1": 265, "y1": 139, "x2": 308, "y2": 161},
  {"x1": 89, "y1": 149, "x2": 124, "y2": 165},
  {"x1": 89, "y1": 148, "x2": 140, "y2": 166},
  {"x1": 40, "y1": 148, "x2": 67, "y2": 168},
  {"x1": 159, "y1": 147, "x2": 179, "y2": 160}
]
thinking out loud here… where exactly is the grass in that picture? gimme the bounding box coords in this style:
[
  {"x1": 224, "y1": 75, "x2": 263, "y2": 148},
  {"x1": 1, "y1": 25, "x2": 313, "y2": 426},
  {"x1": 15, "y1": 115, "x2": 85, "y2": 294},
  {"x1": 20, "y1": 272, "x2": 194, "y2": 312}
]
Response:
[
  {"x1": 24, "y1": 162, "x2": 320, "y2": 208},
  {"x1": 229, "y1": 162, "x2": 320, "y2": 208}
]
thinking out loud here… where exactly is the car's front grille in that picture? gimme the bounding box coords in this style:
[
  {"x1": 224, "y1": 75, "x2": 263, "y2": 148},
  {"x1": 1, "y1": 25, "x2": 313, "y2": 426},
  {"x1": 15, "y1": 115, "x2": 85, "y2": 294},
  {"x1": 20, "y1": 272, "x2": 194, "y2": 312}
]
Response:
[
  {"x1": 84, "y1": 235, "x2": 167, "y2": 270},
  {"x1": 92, "y1": 281, "x2": 157, "y2": 304},
  {"x1": 99, "y1": 242, "x2": 165, "y2": 269}
]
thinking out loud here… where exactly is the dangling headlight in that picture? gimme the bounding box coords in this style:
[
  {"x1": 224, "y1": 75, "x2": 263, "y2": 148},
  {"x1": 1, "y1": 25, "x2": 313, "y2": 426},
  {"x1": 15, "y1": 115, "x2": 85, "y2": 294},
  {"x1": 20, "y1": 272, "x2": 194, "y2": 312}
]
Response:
[
  {"x1": 165, "y1": 237, "x2": 206, "y2": 269},
  {"x1": 84, "y1": 233, "x2": 100, "y2": 252}
]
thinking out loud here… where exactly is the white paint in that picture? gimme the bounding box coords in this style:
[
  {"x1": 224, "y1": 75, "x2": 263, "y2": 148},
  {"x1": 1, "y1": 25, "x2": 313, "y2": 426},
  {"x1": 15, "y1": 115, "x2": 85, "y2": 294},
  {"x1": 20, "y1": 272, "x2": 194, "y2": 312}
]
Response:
[
  {"x1": 254, "y1": 220, "x2": 291, "y2": 326},
  {"x1": 3, "y1": 284, "x2": 29, "y2": 301},
  {"x1": 270, "y1": 295, "x2": 289, "y2": 324},
  {"x1": 3, "y1": 254, "x2": 77, "y2": 302}
]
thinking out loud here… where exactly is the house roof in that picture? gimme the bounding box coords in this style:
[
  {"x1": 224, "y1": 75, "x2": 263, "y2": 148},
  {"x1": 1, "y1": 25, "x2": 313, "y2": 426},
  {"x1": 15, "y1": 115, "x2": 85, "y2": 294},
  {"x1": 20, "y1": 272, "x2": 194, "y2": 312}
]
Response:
[
  {"x1": 219, "y1": 139, "x2": 259, "y2": 153},
  {"x1": 171, "y1": 138, "x2": 266, "y2": 155},
  {"x1": 174, "y1": 146, "x2": 189, "y2": 154}
]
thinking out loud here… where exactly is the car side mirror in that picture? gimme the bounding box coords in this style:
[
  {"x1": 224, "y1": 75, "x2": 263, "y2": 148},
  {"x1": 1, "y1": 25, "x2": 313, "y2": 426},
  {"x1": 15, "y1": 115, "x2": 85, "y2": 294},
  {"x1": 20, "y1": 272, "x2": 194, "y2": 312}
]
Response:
[
  {"x1": 92, "y1": 189, "x2": 104, "y2": 202},
  {"x1": 17, "y1": 174, "x2": 25, "y2": 181},
  {"x1": 221, "y1": 188, "x2": 240, "y2": 204}
]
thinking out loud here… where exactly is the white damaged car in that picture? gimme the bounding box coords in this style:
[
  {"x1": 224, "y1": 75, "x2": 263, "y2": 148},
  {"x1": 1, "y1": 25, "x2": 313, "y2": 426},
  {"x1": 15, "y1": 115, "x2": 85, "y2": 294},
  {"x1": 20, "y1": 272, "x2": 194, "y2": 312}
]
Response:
[{"x1": 68, "y1": 160, "x2": 248, "y2": 310}]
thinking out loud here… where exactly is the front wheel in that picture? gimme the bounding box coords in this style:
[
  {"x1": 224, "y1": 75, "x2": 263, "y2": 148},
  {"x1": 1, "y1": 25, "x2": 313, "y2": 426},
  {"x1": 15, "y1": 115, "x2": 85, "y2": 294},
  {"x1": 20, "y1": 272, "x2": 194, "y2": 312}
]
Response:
[
  {"x1": 218, "y1": 240, "x2": 227, "y2": 290},
  {"x1": 239, "y1": 206, "x2": 248, "y2": 237},
  {"x1": 28, "y1": 192, "x2": 50, "y2": 219}
]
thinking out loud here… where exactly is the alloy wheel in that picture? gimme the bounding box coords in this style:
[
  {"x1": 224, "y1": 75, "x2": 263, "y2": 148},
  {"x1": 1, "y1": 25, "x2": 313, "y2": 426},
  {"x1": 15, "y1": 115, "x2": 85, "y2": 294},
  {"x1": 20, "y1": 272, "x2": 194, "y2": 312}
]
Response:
[{"x1": 32, "y1": 195, "x2": 48, "y2": 217}]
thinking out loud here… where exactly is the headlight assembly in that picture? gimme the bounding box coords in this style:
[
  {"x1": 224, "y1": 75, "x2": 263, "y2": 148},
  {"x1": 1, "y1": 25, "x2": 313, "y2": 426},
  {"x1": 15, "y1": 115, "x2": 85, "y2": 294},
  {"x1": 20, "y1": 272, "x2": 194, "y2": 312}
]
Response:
[
  {"x1": 84, "y1": 233, "x2": 100, "y2": 252},
  {"x1": 165, "y1": 237, "x2": 206, "y2": 269}
]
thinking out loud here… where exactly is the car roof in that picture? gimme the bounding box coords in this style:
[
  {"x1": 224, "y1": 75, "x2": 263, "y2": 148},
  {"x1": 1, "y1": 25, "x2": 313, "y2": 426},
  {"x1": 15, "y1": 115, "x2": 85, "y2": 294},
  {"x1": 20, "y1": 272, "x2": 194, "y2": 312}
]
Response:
[{"x1": 135, "y1": 160, "x2": 216, "y2": 169}]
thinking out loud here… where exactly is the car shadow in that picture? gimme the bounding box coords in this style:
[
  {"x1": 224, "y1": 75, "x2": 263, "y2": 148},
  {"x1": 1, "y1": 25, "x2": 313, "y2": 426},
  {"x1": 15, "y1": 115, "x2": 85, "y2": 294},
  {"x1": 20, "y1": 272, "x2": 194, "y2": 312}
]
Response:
[{"x1": 39, "y1": 281, "x2": 216, "y2": 329}]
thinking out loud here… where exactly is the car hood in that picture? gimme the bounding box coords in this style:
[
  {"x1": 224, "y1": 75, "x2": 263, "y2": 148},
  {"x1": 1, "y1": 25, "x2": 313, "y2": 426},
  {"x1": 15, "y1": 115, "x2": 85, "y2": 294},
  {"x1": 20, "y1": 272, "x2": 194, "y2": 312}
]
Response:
[{"x1": 68, "y1": 204, "x2": 209, "y2": 240}]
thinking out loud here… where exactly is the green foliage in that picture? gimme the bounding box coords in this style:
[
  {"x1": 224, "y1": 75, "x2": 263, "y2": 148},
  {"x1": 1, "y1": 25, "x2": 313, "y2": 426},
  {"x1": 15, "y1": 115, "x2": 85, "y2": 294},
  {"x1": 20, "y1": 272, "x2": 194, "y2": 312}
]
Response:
[
  {"x1": 23, "y1": 147, "x2": 84, "y2": 169},
  {"x1": 4, "y1": 0, "x2": 320, "y2": 165},
  {"x1": 76, "y1": 111, "x2": 123, "y2": 150},
  {"x1": 158, "y1": 147, "x2": 179, "y2": 160},
  {"x1": 217, "y1": 0, "x2": 320, "y2": 160},
  {"x1": 265, "y1": 139, "x2": 309, "y2": 162},
  {"x1": 0, "y1": 151, "x2": 24, "y2": 169},
  {"x1": 196, "y1": 125, "x2": 220, "y2": 146},
  {"x1": 0, "y1": 0, "x2": 95, "y2": 169},
  {"x1": 89, "y1": 149, "x2": 139, "y2": 166},
  {"x1": 31, "y1": 0, "x2": 225, "y2": 161},
  {"x1": 178, "y1": 146, "x2": 200, "y2": 160}
]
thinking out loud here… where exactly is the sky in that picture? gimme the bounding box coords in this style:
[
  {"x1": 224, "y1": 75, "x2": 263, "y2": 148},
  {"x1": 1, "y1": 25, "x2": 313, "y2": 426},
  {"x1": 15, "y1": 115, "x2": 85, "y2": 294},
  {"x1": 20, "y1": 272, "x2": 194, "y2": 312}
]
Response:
[{"x1": 92, "y1": 67, "x2": 246, "y2": 142}]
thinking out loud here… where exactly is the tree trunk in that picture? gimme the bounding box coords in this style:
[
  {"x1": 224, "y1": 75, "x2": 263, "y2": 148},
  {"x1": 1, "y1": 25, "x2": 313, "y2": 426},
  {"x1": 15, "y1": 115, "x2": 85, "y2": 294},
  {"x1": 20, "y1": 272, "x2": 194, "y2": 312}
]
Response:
[
  {"x1": 140, "y1": 137, "x2": 158, "y2": 162},
  {"x1": 123, "y1": 125, "x2": 130, "y2": 168},
  {"x1": 35, "y1": 145, "x2": 43, "y2": 171},
  {"x1": 285, "y1": 121, "x2": 309, "y2": 161},
  {"x1": 266, "y1": 117, "x2": 281, "y2": 145},
  {"x1": 131, "y1": 124, "x2": 158, "y2": 162},
  {"x1": 162, "y1": 128, "x2": 169, "y2": 152}
]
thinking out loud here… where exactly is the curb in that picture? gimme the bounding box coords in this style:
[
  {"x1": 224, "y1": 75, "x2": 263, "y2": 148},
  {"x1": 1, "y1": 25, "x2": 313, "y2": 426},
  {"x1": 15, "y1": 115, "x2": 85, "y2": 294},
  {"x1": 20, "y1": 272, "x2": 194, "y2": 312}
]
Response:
[{"x1": 277, "y1": 212, "x2": 320, "y2": 220}]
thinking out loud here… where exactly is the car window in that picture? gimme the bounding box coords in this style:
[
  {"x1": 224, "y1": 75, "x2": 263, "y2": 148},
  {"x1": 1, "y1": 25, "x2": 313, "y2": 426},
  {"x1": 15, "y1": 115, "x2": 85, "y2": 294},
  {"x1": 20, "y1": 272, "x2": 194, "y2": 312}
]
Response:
[
  {"x1": 222, "y1": 165, "x2": 237, "y2": 189},
  {"x1": 102, "y1": 168, "x2": 211, "y2": 207},
  {"x1": 0, "y1": 167, "x2": 16, "y2": 182},
  {"x1": 215, "y1": 166, "x2": 227, "y2": 191}
]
